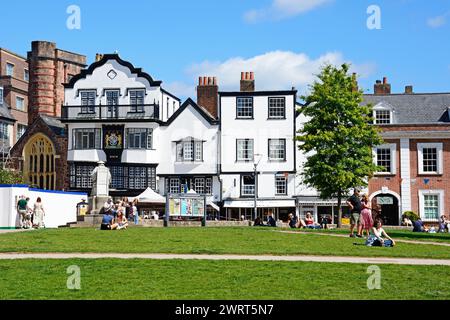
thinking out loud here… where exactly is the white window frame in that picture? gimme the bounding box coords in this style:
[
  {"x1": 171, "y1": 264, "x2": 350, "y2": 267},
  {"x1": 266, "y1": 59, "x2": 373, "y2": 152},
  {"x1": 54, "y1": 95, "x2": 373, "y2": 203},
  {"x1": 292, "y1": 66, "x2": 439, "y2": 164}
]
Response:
[
  {"x1": 418, "y1": 189, "x2": 444, "y2": 222},
  {"x1": 373, "y1": 102, "x2": 393, "y2": 125},
  {"x1": 275, "y1": 174, "x2": 288, "y2": 195},
  {"x1": 6, "y1": 62, "x2": 14, "y2": 76},
  {"x1": 236, "y1": 139, "x2": 254, "y2": 162},
  {"x1": 373, "y1": 143, "x2": 397, "y2": 175},
  {"x1": 24, "y1": 69, "x2": 29, "y2": 82},
  {"x1": 417, "y1": 143, "x2": 443, "y2": 175},
  {"x1": 15, "y1": 96, "x2": 25, "y2": 111},
  {"x1": 0, "y1": 87, "x2": 3, "y2": 104}
]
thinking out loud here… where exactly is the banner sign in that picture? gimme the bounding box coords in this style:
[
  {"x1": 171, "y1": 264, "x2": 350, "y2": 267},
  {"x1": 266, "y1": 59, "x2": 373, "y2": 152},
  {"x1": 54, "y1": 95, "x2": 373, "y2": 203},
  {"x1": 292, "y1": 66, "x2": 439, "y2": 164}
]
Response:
[{"x1": 377, "y1": 197, "x2": 394, "y2": 205}]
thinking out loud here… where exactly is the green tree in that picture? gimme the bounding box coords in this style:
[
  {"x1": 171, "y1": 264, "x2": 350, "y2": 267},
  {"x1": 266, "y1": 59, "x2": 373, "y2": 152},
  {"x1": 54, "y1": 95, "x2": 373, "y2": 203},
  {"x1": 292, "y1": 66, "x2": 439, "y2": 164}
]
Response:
[
  {"x1": 297, "y1": 64, "x2": 384, "y2": 228},
  {"x1": 0, "y1": 167, "x2": 25, "y2": 184}
]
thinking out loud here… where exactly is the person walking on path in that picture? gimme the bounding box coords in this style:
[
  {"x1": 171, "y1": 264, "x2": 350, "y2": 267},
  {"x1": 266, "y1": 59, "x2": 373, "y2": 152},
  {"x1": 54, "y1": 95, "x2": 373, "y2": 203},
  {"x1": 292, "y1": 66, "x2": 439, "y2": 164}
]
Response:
[
  {"x1": 33, "y1": 197, "x2": 45, "y2": 229},
  {"x1": 17, "y1": 196, "x2": 31, "y2": 229},
  {"x1": 346, "y1": 188, "x2": 363, "y2": 238},
  {"x1": 360, "y1": 194, "x2": 373, "y2": 238}
]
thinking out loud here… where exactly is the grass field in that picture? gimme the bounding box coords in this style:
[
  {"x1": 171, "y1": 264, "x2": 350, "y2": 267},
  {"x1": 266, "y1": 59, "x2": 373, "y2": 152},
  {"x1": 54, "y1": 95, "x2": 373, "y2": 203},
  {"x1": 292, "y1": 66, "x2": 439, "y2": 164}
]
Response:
[
  {"x1": 0, "y1": 258, "x2": 448, "y2": 300},
  {"x1": 300, "y1": 228, "x2": 450, "y2": 243},
  {"x1": 0, "y1": 227, "x2": 449, "y2": 259}
]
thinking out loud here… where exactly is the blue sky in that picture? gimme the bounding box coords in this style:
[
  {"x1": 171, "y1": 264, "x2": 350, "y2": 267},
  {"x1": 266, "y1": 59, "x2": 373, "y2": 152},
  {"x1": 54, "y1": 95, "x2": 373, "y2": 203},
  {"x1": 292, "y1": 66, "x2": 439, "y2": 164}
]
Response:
[{"x1": 1, "y1": 0, "x2": 450, "y2": 99}]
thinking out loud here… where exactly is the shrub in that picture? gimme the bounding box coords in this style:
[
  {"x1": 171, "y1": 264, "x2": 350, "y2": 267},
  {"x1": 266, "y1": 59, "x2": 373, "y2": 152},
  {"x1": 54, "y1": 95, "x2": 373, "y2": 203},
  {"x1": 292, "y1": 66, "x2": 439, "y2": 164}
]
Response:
[
  {"x1": 402, "y1": 211, "x2": 419, "y2": 223},
  {"x1": 0, "y1": 168, "x2": 25, "y2": 184}
]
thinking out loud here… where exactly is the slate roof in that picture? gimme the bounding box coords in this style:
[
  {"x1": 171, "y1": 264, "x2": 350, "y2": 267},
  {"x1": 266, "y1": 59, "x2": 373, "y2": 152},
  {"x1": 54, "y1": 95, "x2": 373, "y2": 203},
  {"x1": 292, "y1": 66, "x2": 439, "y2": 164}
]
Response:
[
  {"x1": 0, "y1": 100, "x2": 15, "y2": 122},
  {"x1": 363, "y1": 93, "x2": 450, "y2": 125}
]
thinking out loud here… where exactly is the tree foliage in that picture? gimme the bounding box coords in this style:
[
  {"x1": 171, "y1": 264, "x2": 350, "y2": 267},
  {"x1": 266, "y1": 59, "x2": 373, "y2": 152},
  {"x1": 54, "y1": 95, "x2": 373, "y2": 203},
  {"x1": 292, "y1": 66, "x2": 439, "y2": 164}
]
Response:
[{"x1": 297, "y1": 64, "x2": 384, "y2": 227}]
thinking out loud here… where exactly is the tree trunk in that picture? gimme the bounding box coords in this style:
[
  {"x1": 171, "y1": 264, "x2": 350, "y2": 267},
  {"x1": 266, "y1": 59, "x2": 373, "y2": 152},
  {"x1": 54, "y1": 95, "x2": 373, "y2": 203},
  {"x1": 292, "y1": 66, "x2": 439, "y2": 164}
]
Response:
[{"x1": 337, "y1": 190, "x2": 342, "y2": 229}]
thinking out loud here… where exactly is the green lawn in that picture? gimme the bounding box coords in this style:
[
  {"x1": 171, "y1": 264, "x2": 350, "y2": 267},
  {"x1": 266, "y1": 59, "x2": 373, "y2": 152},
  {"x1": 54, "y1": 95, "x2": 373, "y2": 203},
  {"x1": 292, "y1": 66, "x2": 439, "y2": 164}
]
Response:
[
  {"x1": 0, "y1": 258, "x2": 448, "y2": 300},
  {"x1": 0, "y1": 227, "x2": 449, "y2": 259},
  {"x1": 298, "y1": 228, "x2": 450, "y2": 243}
]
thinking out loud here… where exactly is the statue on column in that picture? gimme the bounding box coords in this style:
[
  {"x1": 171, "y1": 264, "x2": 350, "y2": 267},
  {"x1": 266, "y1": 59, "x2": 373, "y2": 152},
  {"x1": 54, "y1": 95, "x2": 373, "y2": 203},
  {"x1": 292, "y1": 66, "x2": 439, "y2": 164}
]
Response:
[{"x1": 91, "y1": 161, "x2": 111, "y2": 197}]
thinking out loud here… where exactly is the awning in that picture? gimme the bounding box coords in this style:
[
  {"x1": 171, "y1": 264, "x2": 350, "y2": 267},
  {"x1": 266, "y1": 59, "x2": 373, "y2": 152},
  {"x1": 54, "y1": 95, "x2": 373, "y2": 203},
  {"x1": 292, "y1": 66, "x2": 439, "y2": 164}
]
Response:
[
  {"x1": 207, "y1": 201, "x2": 220, "y2": 212},
  {"x1": 223, "y1": 199, "x2": 296, "y2": 208},
  {"x1": 295, "y1": 196, "x2": 339, "y2": 206}
]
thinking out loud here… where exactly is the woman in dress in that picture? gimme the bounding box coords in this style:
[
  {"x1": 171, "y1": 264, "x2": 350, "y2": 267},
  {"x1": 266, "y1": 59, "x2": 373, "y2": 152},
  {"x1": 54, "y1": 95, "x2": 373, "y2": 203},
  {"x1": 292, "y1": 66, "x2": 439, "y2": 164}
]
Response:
[
  {"x1": 33, "y1": 197, "x2": 45, "y2": 229},
  {"x1": 360, "y1": 194, "x2": 373, "y2": 238}
]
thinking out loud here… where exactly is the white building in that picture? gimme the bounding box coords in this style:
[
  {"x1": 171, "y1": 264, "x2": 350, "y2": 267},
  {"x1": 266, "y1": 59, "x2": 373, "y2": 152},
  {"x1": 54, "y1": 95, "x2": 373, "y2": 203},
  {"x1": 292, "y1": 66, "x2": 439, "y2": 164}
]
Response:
[
  {"x1": 62, "y1": 54, "x2": 181, "y2": 196},
  {"x1": 219, "y1": 72, "x2": 297, "y2": 221},
  {"x1": 62, "y1": 55, "x2": 222, "y2": 214}
]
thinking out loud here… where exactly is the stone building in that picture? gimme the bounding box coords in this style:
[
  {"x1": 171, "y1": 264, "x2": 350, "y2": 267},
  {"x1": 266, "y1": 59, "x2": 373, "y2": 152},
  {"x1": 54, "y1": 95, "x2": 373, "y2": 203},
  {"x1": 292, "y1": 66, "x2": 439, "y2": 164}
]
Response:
[{"x1": 8, "y1": 41, "x2": 86, "y2": 190}]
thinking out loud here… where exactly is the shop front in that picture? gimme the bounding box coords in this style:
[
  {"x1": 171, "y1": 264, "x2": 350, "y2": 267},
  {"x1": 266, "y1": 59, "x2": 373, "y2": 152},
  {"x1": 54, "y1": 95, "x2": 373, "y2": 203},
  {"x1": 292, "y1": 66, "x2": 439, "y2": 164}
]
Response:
[{"x1": 222, "y1": 199, "x2": 296, "y2": 222}]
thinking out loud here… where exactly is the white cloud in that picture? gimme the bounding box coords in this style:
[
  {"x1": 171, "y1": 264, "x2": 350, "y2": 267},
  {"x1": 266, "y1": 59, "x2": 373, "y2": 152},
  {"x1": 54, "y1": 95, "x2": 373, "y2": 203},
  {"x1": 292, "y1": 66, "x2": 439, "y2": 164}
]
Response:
[
  {"x1": 244, "y1": 0, "x2": 333, "y2": 23},
  {"x1": 427, "y1": 12, "x2": 450, "y2": 28},
  {"x1": 169, "y1": 50, "x2": 375, "y2": 99}
]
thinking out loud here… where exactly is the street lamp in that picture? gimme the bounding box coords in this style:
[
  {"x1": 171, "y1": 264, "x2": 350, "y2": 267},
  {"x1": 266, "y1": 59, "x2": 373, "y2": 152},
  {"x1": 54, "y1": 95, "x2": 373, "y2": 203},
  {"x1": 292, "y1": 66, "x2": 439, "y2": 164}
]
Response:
[{"x1": 253, "y1": 154, "x2": 263, "y2": 221}]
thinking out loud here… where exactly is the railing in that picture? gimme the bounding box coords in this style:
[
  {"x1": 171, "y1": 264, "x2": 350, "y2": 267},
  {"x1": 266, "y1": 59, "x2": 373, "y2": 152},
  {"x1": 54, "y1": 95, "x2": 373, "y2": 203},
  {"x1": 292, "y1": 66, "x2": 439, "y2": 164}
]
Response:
[{"x1": 61, "y1": 104, "x2": 160, "y2": 121}]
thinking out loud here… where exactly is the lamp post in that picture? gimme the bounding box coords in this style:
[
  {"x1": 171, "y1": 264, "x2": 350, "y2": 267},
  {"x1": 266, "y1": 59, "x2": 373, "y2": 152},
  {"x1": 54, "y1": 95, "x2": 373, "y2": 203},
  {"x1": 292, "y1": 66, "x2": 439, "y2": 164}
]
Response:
[{"x1": 253, "y1": 154, "x2": 263, "y2": 221}]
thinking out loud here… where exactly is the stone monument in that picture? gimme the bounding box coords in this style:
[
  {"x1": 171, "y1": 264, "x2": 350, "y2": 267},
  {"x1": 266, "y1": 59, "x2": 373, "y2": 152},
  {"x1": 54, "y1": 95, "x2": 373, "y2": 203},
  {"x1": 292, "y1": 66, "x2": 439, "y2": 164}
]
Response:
[{"x1": 88, "y1": 161, "x2": 112, "y2": 215}]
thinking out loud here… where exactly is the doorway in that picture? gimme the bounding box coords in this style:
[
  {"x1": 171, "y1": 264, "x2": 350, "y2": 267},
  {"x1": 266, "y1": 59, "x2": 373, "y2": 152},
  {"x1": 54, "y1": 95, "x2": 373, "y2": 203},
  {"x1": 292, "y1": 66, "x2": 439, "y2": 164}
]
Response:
[{"x1": 373, "y1": 194, "x2": 399, "y2": 226}]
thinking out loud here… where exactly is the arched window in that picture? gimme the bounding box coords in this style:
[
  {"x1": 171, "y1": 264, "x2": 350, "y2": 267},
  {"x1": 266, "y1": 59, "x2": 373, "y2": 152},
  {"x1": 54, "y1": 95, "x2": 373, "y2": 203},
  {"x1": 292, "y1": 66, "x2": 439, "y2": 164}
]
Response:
[{"x1": 23, "y1": 134, "x2": 57, "y2": 190}]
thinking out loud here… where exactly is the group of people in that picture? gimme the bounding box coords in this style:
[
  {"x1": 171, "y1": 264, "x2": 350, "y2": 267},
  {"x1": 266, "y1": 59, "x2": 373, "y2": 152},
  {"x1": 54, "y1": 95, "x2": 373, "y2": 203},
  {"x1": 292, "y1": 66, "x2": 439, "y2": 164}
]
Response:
[
  {"x1": 253, "y1": 213, "x2": 277, "y2": 227},
  {"x1": 347, "y1": 188, "x2": 395, "y2": 247},
  {"x1": 410, "y1": 215, "x2": 450, "y2": 233},
  {"x1": 287, "y1": 212, "x2": 326, "y2": 230},
  {"x1": 17, "y1": 196, "x2": 45, "y2": 229},
  {"x1": 101, "y1": 197, "x2": 138, "y2": 230}
]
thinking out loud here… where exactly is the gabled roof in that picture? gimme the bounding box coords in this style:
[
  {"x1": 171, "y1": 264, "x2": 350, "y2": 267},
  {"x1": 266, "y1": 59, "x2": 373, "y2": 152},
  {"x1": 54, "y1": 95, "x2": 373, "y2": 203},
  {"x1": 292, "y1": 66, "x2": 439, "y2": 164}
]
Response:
[
  {"x1": 363, "y1": 93, "x2": 450, "y2": 125},
  {"x1": 64, "y1": 54, "x2": 162, "y2": 88},
  {"x1": 163, "y1": 98, "x2": 219, "y2": 126}
]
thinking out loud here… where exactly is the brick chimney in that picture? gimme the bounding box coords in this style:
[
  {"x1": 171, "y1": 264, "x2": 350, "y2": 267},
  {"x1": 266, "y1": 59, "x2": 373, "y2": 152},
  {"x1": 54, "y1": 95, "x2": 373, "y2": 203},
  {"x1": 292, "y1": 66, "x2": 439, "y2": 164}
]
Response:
[
  {"x1": 405, "y1": 85, "x2": 413, "y2": 94},
  {"x1": 374, "y1": 77, "x2": 391, "y2": 95},
  {"x1": 240, "y1": 72, "x2": 255, "y2": 92},
  {"x1": 197, "y1": 76, "x2": 218, "y2": 119}
]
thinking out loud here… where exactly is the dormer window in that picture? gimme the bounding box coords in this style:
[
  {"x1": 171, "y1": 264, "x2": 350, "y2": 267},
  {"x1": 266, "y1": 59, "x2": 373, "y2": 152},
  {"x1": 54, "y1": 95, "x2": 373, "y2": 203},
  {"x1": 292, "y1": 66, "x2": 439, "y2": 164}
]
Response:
[{"x1": 374, "y1": 110, "x2": 391, "y2": 124}]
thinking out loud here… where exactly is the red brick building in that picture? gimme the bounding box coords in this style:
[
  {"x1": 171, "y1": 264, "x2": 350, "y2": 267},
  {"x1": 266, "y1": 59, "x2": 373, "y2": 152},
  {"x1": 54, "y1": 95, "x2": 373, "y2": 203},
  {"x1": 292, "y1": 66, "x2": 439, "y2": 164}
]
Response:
[
  {"x1": 0, "y1": 48, "x2": 29, "y2": 145},
  {"x1": 366, "y1": 78, "x2": 450, "y2": 225},
  {"x1": 9, "y1": 41, "x2": 86, "y2": 190}
]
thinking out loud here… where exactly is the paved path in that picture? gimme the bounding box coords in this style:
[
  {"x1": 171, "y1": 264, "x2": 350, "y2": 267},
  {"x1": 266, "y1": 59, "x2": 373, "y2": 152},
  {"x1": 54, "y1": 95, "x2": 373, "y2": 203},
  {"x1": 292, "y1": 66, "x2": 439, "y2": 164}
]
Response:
[
  {"x1": 0, "y1": 253, "x2": 449, "y2": 266},
  {"x1": 275, "y1": 230, "x2": 450, "y2": 247}
]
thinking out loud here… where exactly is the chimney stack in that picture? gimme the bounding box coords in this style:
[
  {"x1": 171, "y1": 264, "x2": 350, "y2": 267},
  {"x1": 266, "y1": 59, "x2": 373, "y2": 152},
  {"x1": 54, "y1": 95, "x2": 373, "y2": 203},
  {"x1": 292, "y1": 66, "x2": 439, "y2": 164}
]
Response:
[
  {"x1": 374, "y1": 76, "x2": 391, "y2": 95},
  {"x1": 405, "y1": 85, "x2": 413, "y2": 94},
  {"x1": 95, "y1": 53, "x2": 104, "y2": 62},
  {"x1": 240, "y1": 71, "x2": 255, "y2": 92},
  {"x1": 197, "y1": 76, "x2": 219, "y2": 119}
]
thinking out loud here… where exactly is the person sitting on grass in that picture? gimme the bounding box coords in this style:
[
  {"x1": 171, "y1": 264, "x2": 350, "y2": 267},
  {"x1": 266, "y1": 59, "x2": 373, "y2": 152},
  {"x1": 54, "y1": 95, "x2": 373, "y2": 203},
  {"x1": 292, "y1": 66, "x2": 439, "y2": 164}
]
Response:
[
  {"x1": 116, "y1": 212, "x2": 129, "y2": 230},
  {"x1": 366, "y1": 219, "x2": 396, "y2": 247},
  {"x1": 288, "y1": 213, "x2": 298, "y2": 229},
  {"x1": 304, "y1": 212, "x2": 321, "y2": 229},
  {"x1": 253, "y1": 217, "x2": 264, "y2": 227},
  {"x1": 413, "y1": 218, "x2": 428, "y2": 233},
  {"x1": 267, "y1": 213, "x2": 277, "y2": 227},
  {"x1": 438, "y1": 215, "x2": 449, "y2": 233},
  {"x1": 100, "y1": 211, "x2": 118, "y2": 230}
]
